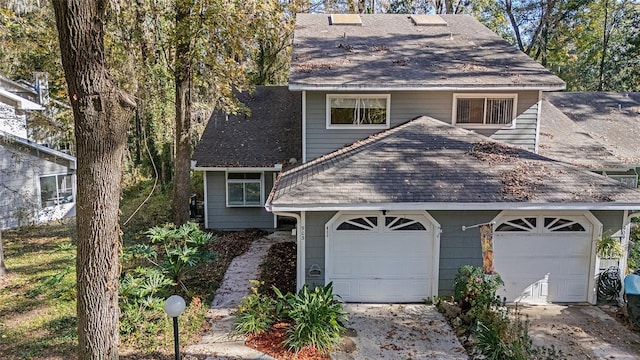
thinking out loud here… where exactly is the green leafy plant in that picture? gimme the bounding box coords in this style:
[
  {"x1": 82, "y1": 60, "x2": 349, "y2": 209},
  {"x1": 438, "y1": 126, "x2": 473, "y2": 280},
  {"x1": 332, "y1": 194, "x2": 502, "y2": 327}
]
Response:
[
  {"x1": 275, "y1": 283, "x2": 347, "y2": 353},
  {"x1": 454, "y1": 265, "x2": 503, "y2": 320},
  {"x1": 234, "y1": 280, "x2": 277, "y2": 335},
  {"x1": 119, "y1": 267, "x2": 175, "y2": 334},
  {"x1": 628, "y1": 223, "x2": 640, "y2": 271},
  {"x1": 145, "y1": 222, "x2": 216, "y2": 288},
  {"x1": 472, "y1": 303, "x2": 566, "y2": 360},
  {"x1": 596, "y1": 234, "x2": 624, "y2": 259}
]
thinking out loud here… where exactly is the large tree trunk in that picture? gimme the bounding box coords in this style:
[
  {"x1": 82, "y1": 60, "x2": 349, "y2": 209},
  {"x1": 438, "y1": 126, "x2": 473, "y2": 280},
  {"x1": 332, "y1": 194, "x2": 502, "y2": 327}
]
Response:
[
  {"x1": 52, "y1": 1, "x2": 135, "y2": 358},
  {"x1": 172, "y1": 1, "x2": 193, "y2": 226}
]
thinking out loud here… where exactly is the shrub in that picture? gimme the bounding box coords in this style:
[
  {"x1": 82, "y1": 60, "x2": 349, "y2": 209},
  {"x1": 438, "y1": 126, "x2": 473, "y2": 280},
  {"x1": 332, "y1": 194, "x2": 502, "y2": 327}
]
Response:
[
  {"x1": 235, "y1": 281, "x2": 277, "y2": 335},
  {"x1": 275, "y1": 283, "x2": 347, "y2": 353},
  {"x1": 473, "y1": 304, "x2": 566, "y2": 360},
  {"x1": 145, "y1": 222, "x2": 217, "y2": 288},
  {"x1": 454, "y1": 265, "x2": 503, "y2": 320},
  {"x1": 596, "y1": 234, "x2": 624, "y2": 259}
]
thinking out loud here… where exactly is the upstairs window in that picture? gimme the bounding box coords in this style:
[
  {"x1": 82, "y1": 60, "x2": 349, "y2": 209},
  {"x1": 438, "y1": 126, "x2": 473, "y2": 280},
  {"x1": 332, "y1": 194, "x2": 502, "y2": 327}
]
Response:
[
  {"x1": 327, "y1": 95, "x2": 390, "y2": 129},
  {"x1": 226, "y1": 172, "x2": 263, "y2": 207},
  {"x1": 40, "y1": 174, "x2": 74, "y2": 208},
  {"x1": 453, "y1": 94, "x2": 517, "y2": 128}
]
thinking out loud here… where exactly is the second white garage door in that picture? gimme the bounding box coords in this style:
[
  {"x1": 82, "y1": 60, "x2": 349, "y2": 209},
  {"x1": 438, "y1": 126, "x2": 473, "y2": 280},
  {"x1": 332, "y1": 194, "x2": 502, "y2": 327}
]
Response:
[
  {"x1": 494, "y1": 214, "x2": 597, "y2": 304},
  {"x1": 326, "y1": 211, "x2": 439, "y2": 303}
]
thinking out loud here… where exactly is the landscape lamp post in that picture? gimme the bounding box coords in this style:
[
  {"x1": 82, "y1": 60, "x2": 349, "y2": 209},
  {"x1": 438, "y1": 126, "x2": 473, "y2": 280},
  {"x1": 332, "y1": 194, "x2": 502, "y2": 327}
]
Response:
[{"x1": 164, "y1": 295, "x2": 186, "y2": 360}]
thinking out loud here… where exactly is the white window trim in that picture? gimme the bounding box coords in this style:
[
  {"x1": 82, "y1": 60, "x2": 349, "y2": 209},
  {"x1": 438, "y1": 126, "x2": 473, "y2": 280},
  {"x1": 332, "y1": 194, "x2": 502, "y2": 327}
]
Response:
[
  {"x1": 225, "y1": 171, "x2": 265, "y2": 207},
  {"x1": 39, "y1": 173, "x2": 75, "y2": 209},
  {"x1": 326, "y1": 94, "x2": 391, "y2": 129},
  {"x1": 452, "y1": 93, "x2": 518, "y2": 129}
]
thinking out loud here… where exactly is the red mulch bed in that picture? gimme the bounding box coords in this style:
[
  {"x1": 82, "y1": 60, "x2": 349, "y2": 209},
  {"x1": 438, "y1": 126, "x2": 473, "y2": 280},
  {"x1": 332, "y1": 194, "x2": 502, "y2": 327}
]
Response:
[{"x1": 245, "y1": 323, "x2": 329, "y2": 360}]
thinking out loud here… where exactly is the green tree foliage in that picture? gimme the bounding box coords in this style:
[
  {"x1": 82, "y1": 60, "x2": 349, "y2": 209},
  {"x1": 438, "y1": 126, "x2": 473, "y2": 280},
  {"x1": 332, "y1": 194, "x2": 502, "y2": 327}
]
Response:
[
  {"x1": 100, "y1": 1, "x2": 301, "y2": 223},
  {"x1": 486, "y1": 0, "x2": 640, "y2": 91}
]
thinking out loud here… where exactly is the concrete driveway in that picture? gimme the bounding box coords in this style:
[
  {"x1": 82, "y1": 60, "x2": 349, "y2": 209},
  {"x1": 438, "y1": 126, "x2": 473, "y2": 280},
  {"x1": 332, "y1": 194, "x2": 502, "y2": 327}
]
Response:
[
  {"x1": 519, "y1": 304, "x2": 640, "y2": 360},
  {"x1": 332, "y1": 304, "x2": 468, "y2": 360}
]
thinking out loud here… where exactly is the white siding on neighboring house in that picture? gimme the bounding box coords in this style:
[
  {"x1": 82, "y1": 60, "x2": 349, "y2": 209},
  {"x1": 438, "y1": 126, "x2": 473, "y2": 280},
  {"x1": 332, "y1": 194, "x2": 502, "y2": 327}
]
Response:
[
  {"x1": 0, "y1": 139, "x2": 75, "y2": 230},
  {"x1": 0, "y1": 102, "x2": 27, "y2": 138},
  {"x1": 305, "y1": 90, "x2": 540, "y2": 161}
]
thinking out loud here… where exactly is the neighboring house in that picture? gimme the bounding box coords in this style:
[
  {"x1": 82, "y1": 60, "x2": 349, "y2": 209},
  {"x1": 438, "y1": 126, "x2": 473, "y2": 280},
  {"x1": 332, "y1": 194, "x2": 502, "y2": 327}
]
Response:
[
  {"x1": 540, "y1": 92, "x2": 640, "y2": 188},
  {"x1": 0, "y1": 75, "x2": 76, "y2": 230},
  {"x1": 193, "y1": 14, "x2": 640, "y2": 305}
]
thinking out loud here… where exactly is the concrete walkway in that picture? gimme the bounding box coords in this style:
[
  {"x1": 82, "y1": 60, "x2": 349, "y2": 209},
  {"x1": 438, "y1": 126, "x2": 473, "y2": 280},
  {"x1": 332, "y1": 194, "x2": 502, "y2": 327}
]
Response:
[{"x1": 184, "y1": 231, "x2": 294, "y2": 360}]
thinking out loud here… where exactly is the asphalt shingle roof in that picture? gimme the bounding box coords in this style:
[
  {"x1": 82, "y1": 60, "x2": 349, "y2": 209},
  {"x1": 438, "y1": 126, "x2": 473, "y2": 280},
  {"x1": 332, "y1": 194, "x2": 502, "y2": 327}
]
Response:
[
  {"x1": 289, "y1": 14, "x2": 566, "y2": 90},
  {"x1": 267, "y1": 116, "x2": 640, "y2": 210},
  {"x1": 540, "y1": 92, "x2": 640, "y2": 169},
  {"x1": 192, "y1": 86, "x2": 302, "y2": 168}
]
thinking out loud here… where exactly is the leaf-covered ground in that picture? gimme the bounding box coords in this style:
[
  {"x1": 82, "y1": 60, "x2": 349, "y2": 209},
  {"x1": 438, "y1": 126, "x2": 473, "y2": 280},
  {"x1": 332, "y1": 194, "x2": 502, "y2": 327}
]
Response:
[
  {"x1": 0, "y1": 221, "x2": 265, "y2": 360},
  {"x1": 257, "y1": 241, "x2": 296, "y2": 298}
]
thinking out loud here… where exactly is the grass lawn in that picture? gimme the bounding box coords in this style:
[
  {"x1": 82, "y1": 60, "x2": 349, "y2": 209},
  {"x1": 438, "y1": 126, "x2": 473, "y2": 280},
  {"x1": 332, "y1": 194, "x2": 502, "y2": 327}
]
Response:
[
  {"x1": 0, "y1": 222, "x2": 78, "y2": 359},
  {"x1": 0, "y1": 181, "x2": 264, "y2": 359}
]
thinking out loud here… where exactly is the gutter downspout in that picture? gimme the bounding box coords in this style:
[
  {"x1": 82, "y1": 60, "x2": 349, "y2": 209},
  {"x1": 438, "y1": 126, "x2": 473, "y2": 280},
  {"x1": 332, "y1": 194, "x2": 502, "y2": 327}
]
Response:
[
  {"x1": 534, "y1": 91, "x2": 542, "y2": 154},
  {"x1": 273, "y1": 211, "x2": 305, "y2": 291}
]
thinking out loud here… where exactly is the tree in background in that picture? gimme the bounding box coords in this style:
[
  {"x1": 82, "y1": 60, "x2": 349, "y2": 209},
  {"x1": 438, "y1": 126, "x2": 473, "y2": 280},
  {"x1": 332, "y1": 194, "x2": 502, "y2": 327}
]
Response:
[
  {"x1": 103, "y1": 1, "x2": 302, "y2": 224},
  {"x1": 52, "y1": 0, "x2": 135, "y2": 358},
  {"x1": 172, "y1": 0, "x2": 278, "y2": 224}
]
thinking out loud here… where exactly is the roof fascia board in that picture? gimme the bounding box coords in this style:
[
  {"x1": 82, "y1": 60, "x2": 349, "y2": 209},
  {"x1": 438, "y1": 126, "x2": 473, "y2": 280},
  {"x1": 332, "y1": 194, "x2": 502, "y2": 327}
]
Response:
[
  {"x1": 289, "y1": 84, "x2": 567, "y2": 92},
  {"x1": 268, "y1": 202, "x2": 640, "y2": 212},
  {"x1": 0, "y1": 131, "x2": 76, "y2": 166},
  {"x1": 192, "y1": 166, "x2": 282, "y2": 172},
  {"x1": 0, "y1": 75, "x2": 37, "y2": 94},
  {"x1": 0, "y1": 88, "x2": 43, "y2": 110}
]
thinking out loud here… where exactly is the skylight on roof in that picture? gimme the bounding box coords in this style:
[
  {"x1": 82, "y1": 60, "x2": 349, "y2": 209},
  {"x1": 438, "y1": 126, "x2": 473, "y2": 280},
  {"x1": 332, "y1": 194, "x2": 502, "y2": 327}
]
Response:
[
  {"x1": 410, "y1": 14, "x2": 447, "y2": 26},
  {"x1": 330, "y1": 14, "x2": 362, "y2": 25}
]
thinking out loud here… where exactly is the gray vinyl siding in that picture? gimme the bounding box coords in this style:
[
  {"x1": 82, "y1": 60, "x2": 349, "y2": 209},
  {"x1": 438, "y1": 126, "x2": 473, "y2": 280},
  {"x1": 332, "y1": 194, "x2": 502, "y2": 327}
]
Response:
[
  {"x1": 0, "y1": 141, "x2": 73, "y2": 230},
  {"x1": 303, "y1": 211, "x2": 334, "y2": 288},
  {"x1": 591, "y1": 210, "x2": 624, "y2": 235},
  {"x1": 430, "y1": 210, "x2": 500, "y2": 296},
  {"x1": 204, "y1": 171, "x2": 276, "y2": 230},
  {"x1": 305, "y1": 90, "x2": 540, "y2": 160}
]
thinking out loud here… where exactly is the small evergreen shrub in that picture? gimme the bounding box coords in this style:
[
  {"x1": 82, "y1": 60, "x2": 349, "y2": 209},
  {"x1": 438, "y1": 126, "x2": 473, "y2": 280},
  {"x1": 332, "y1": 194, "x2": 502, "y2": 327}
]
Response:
[
  {"x1": 275, "y1": 283, "x2": 347, "y2": 353},
  {"x1": 235, "y1": 281, "x2": 277, "y2": 335},
  {"x1": 454, "y1": 265, "x2": 503, "y2": 320}
]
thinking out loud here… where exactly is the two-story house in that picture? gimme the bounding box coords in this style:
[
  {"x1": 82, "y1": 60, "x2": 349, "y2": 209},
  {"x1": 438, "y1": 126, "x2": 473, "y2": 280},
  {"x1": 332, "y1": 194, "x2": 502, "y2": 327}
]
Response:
[{"x1": 193, "y1": 14, "x2": 640, "y2": 305}]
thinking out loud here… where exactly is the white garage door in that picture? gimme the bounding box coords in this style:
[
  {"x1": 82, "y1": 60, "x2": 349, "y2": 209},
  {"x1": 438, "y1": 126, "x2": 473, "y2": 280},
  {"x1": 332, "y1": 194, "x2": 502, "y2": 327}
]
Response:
[
  {"x1": 494, "y1": 215, "x2": 595, "y2": 304},
  {"x1": 326, "y1": 212, "x2": 438, "y2": 303}
]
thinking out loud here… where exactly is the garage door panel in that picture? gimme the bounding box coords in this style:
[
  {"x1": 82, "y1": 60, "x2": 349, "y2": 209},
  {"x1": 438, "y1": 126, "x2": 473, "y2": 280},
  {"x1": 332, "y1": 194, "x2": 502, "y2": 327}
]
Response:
[
  {"x1": 495, "y1": 236, "x2": 590, "y2": 256},
  {"x1": 333, "y1": 238, "x2": 427, "y2": 254},
  {"x1": 332, "y1": 279, "x2": 431, "y2": 303},
  {"x1": 332, "y1": 256, "x2": 430, "y2": 278},
  {"x1": 502, "y1": 278, "x2": 549, "y2": 303}
]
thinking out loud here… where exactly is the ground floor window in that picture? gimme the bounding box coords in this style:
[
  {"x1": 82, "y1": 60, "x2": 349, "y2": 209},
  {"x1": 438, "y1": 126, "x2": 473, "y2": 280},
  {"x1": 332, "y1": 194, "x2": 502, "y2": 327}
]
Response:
[
  {"x1": 226, "y1": 172, "x2": 263, "y2": 207},
  {"x1": 40, "y1": 174, "x2": 74, "y2": 208}
]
